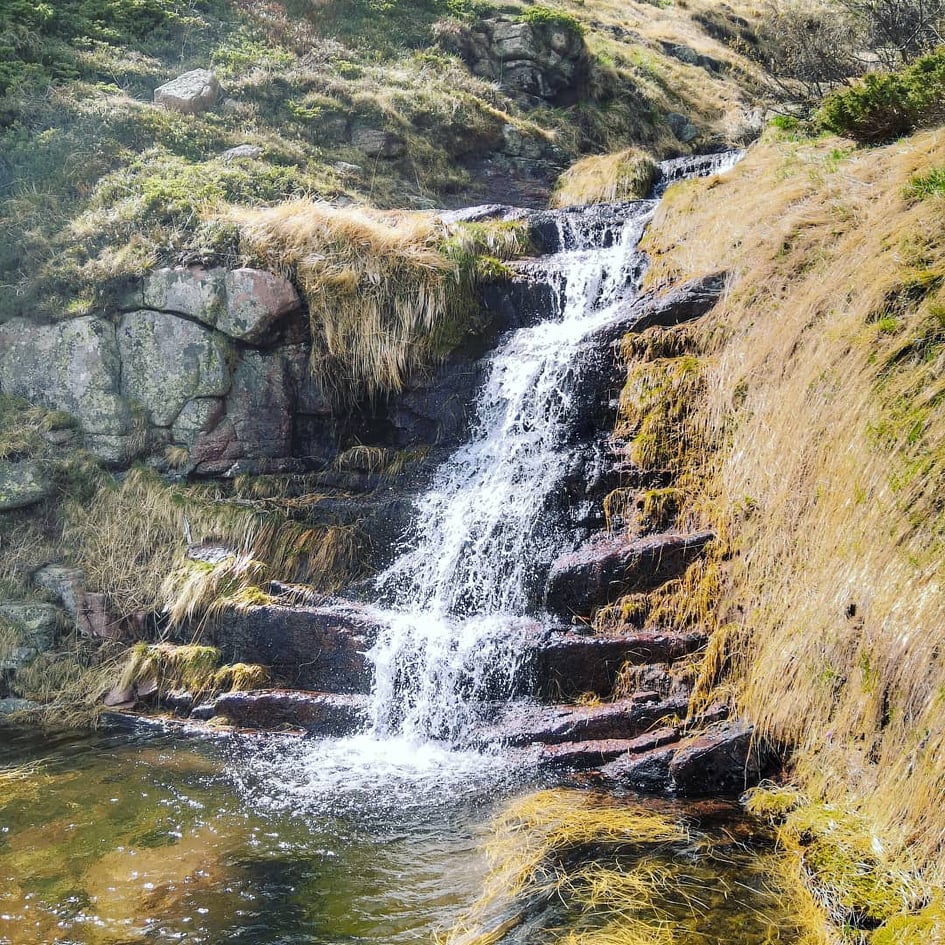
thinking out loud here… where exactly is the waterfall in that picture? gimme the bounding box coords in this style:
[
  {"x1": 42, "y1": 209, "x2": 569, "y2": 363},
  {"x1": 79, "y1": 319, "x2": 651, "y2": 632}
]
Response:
[{"x1": 365, "y1": 153, "x2": 742, "y2": 744}]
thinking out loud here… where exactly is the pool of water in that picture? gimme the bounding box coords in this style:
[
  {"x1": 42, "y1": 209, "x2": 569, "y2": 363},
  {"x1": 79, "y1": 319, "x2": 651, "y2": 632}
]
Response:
[{"x1": 0, "y1": 727, "x2": 801, "y2": 945}]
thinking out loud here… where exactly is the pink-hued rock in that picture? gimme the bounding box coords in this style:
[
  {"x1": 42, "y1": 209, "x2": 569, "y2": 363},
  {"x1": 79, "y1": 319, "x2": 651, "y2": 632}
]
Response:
[
  {"x1": 544, "y1": 530, "x2": 715, "y2": 617},
  {"x1": 213, "y1": 689, "x2": 368, "y2": 735},
  {"x1": 220, "y1": 269, "x2": 302, "y2": 343}
]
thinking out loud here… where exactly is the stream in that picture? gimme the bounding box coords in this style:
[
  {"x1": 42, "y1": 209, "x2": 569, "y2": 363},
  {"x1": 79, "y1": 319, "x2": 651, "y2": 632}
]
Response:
[{"x1": 0, "y1": 153, "x2": 807, "y2": 945}]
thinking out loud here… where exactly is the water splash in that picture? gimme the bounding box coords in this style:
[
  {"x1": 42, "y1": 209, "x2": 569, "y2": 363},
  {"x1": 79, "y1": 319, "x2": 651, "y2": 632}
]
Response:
[{"x1": 367, "y1": 201, "x2": 656, "y2": 741}]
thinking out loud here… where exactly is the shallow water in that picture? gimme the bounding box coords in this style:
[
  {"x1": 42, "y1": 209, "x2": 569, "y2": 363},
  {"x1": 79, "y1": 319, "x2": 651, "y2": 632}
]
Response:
[{"x1": 0, "y1": 728, "x2": 802, "y2": 945}]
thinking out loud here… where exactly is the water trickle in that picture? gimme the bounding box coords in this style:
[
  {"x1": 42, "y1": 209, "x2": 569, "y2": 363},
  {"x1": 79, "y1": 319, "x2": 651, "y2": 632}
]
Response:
[
  {"x1": 365, "y1": 152, "x2": 743, "y2": 745},
  {"x1": 367, "y1": 201, "x2": 656, "y2": 741}
]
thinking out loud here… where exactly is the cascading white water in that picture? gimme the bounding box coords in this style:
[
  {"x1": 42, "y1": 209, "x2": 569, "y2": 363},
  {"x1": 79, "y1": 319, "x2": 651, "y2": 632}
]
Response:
[
  {"x1": 366, "y1": 201, "x2": 657, "y2": 742},
  {"x1": 365, "y1": 151, "x2": 744, "y2": 745}
]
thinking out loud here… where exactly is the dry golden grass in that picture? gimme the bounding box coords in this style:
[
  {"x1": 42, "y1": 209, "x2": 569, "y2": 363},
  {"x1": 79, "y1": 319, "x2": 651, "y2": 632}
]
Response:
[
  {"x1": 439, "y1": 790, "x2": 687, "y2": 945},
  {"x1": 234, "y1": 201, "x2": 529, "y2": 403},
  {"x1": 64, "y1": 467, "x2": 362, "y2": 621},
  {"x1": 116, "y1": 641, "x2": 270, "y2": 699},
  {"x1": 552, "y1": 148, "x2": 658, "y2": 208},
  {"x1": 624, "y1": 127, "x2": 945, "y2": 889}
]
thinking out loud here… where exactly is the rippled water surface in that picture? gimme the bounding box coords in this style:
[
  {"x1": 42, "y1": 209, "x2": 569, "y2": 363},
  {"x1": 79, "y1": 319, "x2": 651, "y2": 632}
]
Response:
[{"x1": 0, "y1": 728, "x2": 804, "y2": 945}]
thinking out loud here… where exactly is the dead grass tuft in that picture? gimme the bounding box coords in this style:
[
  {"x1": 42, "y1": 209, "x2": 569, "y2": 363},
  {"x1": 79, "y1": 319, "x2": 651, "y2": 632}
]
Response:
[
  {"x1": 551, "y1": 148, "x2": 658, "y2": 208},
  {"x1": 234, "y1": 202, "x2": 529, "y2": 403}
]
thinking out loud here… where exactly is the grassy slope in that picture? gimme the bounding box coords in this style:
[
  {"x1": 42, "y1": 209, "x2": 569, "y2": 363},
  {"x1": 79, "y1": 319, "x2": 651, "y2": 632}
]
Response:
[
  {"x1": 0, "y1": 0, "x2": 762, "y2": 323},
  {"x1": 616, "y1": 126, "x2": 945, "y2": 911}
]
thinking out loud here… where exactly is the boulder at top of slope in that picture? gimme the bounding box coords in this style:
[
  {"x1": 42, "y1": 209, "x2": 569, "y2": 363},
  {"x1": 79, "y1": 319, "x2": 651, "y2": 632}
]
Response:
[
  {"x1": 141, "y1": 267, "x2": 226, "y2": 324},
  {"x1": 0, "y1": 461, "x2": 51, "y2": 511},
  {"x1": 154, "y1": 69, "x2": 223, "y2": 114},
  {"x1": 0, "y1": 317, "x2": 132, "y2": 462},
  {"x1": 118, "y1": 310, "x2": 232, "y2": 429},
  {"x1": 436, "y1": 16, "x2": 590, "y2": 103},
  {"x1": 219, "y1": 269, "x2": 302, "y2": 343}
]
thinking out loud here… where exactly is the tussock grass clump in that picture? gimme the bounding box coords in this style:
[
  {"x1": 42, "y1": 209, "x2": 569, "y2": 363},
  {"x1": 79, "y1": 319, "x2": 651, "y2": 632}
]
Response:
[
  {"x1": 65, "y1": 467, "x2": 362, "y2": 621},
  {"x1": 117, "y1": 642, "x2": 222, "y2": 698},
  {"x1": 625, "y1": 127, "x2": 945, "y2": 920},
  {"x1": 615, "y1": 356, "x2": 706, "y2": 473},
  {"x1": 12, "y1": 643, "x2": 123, "y2": 728},
  {"x1": 160, "y1": 554, "x2": 275, "y2": 632},
  {"x1": 114, "y1": 642, "x2": 270, "y2": 702},
  {"x1": 747, "y1": 787, "x2": 920, "y2": 936},
  {"x1": 552, "y1": 148, "x2": 658, "y2": 208},
  {"x1": 333, "y1": 444, "x2": 429, "y2": 476},
  {"x1": 235, "y1": 201, "x2": 530, "y2": 403},
  {"x1": 439, "y1": 790, "x2": 686, "y2": 945}
]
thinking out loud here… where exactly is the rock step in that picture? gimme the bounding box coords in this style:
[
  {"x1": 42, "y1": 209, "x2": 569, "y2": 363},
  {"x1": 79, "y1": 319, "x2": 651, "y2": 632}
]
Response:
[
  {"x1": 480, "y1": 694, "x2": 689, "y2": 748},
  {"x1": 545, "y1": 530, "x2": 716, "y2": 618},
  {"x1": 536, "y1": 725, "x2": 681, "y2": 769},
  {"x1": 209, "y1": 689, "x2": 369, "y2": 736},
  {"x1": 600, "y1": 720, "x2": 773, "y2": 797},
  {"x1": 212, "y1": 602, "x2": 377, "y2": 694},
  {"x1": 536, "y1": 629, "x2": 706, "y2": 699}
]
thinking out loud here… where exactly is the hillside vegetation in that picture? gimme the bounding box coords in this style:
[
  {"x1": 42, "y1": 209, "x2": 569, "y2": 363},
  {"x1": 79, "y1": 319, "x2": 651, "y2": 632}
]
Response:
[
  {"x1": 0, "y1": 0, "x2": 761, "y2": 322},
  {"x1": 607, "y1": 125, "x2": 945, "y2": 937}
]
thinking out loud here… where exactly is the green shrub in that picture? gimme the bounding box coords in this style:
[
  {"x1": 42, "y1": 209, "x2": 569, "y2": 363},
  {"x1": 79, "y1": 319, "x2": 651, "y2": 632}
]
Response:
[
  {"x1": 517, "y1": 4, "x2": 586, "y2": 35},
  {"x1": 817, "y1": 49, "x2": 945, "y2": 144}
]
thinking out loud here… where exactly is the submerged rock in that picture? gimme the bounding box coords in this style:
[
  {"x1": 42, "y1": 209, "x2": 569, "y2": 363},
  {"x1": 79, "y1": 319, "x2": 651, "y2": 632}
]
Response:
[{"x1": 544, "y1": 530, "x2": 715, "y2": 617}]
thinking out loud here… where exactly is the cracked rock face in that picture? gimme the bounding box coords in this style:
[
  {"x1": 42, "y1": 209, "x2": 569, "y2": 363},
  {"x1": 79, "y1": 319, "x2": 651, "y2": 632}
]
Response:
[{"x1": 437, "y1": 16, "x2": 591, "y2": 104}]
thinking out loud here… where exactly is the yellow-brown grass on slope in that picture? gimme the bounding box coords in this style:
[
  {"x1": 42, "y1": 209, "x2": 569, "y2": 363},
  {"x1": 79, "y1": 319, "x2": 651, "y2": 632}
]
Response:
[
  {"x1": 630, "y1": 127, "x2": 945, "y2": 884},
  {"x1": 234, "y1": 201, "x2": 530, "y2": 404},
  {"x1": 551, "y1": 148, "x2": 658, "y2": 208}
]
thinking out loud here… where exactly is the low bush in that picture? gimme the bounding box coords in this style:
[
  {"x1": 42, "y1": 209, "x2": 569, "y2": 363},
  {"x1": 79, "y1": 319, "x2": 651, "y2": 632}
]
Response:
[{"x1": 817, "y1": 48, "x2": 945, "y2": 143}]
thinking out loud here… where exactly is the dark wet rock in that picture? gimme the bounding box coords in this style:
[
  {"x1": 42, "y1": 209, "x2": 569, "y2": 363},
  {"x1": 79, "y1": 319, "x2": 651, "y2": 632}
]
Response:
[
  {"x1": 626, "y1": 272, "x2": 728, "y2": 332},
  {"x1": 528, "y1": 201, "x2": 650, "y2": 255},
  {"x1": 212, "y1": 602, "x2": 378, "y2": 693},
  {"x1": 600, "y1": 720, "x2": 770, "y2": 795},
  {"x1": 436, "y1": 16, "x2": 591, "y2": 105},
  {"x1": 213, "y1": 689, "x2": 368, "y2": 735},
  {"x1": 544, "y1": 530, "x2": 715, "y2": 617},
  {"x1": 601, "y1": 744, "x2": 678, "y2": 791},
  {"x1": 669, "y1": 720, "x2": 771, "y2": 796},
  {"x1": 484, "y1": 694, "x2": 688, "y2": 748},
  {"x1": 479, "y1": 268, "x2": 561, "y2": 334},
  {"x1": 535, "y1": 629, "x2": 707, "y2": 698},
  {"x1": 538, "y1": 725, "x2": 680, "y2": 768}
]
